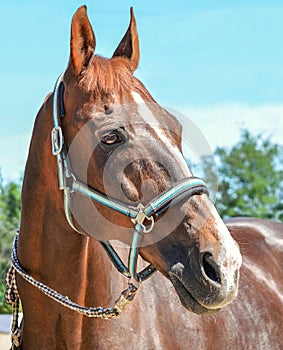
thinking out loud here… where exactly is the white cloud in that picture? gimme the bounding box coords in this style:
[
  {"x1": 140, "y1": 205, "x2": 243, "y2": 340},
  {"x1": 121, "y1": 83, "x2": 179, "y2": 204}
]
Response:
[{"x1": 180, "y1": 103, "x2": 283, "y2": 150}]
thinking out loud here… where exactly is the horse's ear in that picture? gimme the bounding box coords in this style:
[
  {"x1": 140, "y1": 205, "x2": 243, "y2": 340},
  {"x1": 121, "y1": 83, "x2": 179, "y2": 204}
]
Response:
[
  {"x1": 112, "y1": 7, "x2": 139, "y2": 72},
  {"x1": 69, "y1": 6, "x2": 96, "y2": 74}
]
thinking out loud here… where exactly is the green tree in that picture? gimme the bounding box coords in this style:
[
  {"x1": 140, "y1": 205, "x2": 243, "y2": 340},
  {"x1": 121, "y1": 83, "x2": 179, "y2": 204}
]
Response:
[
  {"x1": 215, "y1": 129, "x2": 283, "y2": 219},
  {"x1": 0, "y1": 172, "x2": 21, "y2": 313}
]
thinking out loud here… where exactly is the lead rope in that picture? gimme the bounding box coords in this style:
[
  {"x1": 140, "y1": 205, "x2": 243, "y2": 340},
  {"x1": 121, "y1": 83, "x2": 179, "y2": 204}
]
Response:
[
  {"x1": 5, "y1": 265, "x2": 21, "y2": 350},
  {"x1": 6, "y1": 234, "x2": 141, "y2": 323}
]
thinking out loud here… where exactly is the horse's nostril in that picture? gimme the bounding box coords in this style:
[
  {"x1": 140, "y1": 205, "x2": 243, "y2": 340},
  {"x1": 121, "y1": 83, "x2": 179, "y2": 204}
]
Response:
[{"x1": 202, "y1": 253, "x2": 221, "y2": 284}]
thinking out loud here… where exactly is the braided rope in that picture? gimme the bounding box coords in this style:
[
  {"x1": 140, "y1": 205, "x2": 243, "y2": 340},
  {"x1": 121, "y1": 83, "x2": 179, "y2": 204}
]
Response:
[
  {"x1": 5, "y1": 266, "x2": 21, "y2": 349},
  {"x1": 10, "y1": 235, "x2": 140, "y2": 320}
]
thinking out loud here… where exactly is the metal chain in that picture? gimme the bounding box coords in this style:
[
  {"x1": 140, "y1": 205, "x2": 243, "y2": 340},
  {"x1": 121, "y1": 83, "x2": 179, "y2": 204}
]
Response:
[
  {"x1": 10, "y1": 235, "x2": 141, "y2": 320},
  {"x1": 5, "y1": 265, "x2": 21, "y2": 349}
]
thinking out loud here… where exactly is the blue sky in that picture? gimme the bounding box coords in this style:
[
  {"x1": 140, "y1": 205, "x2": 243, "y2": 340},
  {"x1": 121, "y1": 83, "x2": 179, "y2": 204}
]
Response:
[{"x1": 1, "y1": 0, "x2": 283, "y2": 181}]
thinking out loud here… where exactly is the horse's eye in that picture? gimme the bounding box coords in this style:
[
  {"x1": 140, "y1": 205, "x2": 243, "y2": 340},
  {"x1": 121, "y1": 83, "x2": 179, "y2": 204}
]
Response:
[{"x1": 101, "y1": 131, "x2": 121, "y2": 145}]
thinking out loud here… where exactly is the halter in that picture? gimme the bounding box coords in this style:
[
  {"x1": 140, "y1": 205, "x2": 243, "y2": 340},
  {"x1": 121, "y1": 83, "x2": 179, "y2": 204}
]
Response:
[
  {"x1": 51, "y1": 72, "x2": 208, "y2": 281},
  {"x1": 7, "y1": 72, "x2": 209, "y2": 328}
]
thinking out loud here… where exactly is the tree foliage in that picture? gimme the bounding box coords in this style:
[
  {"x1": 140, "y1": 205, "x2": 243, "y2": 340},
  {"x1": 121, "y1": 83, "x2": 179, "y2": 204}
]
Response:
[{"x1": 215, "y1": 129, "x2": 283, "y2": 220}]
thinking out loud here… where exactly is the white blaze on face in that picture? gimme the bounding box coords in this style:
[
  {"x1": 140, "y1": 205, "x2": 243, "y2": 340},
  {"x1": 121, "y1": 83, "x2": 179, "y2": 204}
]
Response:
[{"x1": 131, "y1": 91, "x2": 192, "y2": 177}]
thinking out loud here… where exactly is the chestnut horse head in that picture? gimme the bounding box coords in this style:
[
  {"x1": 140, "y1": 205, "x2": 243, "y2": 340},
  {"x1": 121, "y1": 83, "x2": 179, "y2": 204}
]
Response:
[{"x1": 15, "y1": 6, "x2": 242, "y2": 349}]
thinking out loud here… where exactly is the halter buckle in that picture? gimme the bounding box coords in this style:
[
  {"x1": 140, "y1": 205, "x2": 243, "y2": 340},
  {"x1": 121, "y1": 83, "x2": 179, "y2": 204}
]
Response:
[
  {"x1": 131, "y1": 203, "x2": 154, "y2": 233},
  {"x1": 51, "y1": 126, "x2": 63, "y2": 156}
]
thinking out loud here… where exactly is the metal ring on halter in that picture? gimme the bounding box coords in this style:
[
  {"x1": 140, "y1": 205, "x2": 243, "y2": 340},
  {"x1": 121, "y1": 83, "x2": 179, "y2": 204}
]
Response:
[
  {"x1": 141, "y1": 216, "x2": 155, "y2": 233},
  {"x1": 51, "y1": 126, "x2": 63, "y2": 156},
  {"x1": 131, "y1": 203, "x2": 155, "y2": 233}
]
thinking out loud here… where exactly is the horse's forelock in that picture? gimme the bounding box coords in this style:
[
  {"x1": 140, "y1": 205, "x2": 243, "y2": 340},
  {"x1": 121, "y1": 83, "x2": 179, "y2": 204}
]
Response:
[{"x1": 78, "y1": 55, "x2": 135, "y2": 95}]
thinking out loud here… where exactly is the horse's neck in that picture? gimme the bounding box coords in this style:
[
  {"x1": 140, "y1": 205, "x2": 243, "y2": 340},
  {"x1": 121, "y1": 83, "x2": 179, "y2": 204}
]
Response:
[{"x1": 17, "y1": 99, "x2": 128, "y2": 347}]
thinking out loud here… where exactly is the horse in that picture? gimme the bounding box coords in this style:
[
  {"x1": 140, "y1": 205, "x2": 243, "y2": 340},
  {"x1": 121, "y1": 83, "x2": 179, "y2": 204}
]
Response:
[{"x1": 7, "y1": 6, "x2": 282, "y2": 350}]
